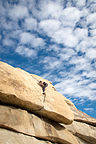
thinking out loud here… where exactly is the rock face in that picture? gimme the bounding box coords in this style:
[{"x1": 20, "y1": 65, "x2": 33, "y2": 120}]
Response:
[
  {"x1": 0, "y1": 61, "x2": 96, "y2": 144},
  {"x1": 64, "y1": 103, "x2": 96, "y2": 144},
  {"x1": 0, "y1": 61, "x2": 74, "y2": 125},
  {"x1": 71, "y1": 105, "x2": 96, "y2": 127},
  {"x1": 0, "y1": 105, "x2": 78, "y2": 144},
  {"x1": 0, "y1": 128, "x2": 52, "y2": 144},
  {"x1": 64, "y1": 121, "x2": 96, "y2": 144}
]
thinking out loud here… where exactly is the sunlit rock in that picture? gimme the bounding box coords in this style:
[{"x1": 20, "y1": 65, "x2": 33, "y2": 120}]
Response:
[{"x1": 0, "y1": 61, "x2": 74, "y2": 124}]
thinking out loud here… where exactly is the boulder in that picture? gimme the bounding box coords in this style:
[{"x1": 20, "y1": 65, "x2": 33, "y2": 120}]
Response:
[
  {"x1": 0, "y1": 61, "x2": 74, "y2": 124},
  {"x1": 64, "y1": 99, "x2": 96, "y2": 144},
  {"x1": 31, "y1": 74, "x2": 75, "y2": 124},
  {"x1": 0, "y1": 61, "x2": 96, "y2": 144},
  {"x1": 0, "y1": 128, "x2": 52, "y2": 144},
  {"x1": 76, "y1": 137, "x2": 89, "y2": 144},
  {"x1": 70, "y1": 106, "x2": 96, "y2": 127},
  {"x1": 64, "y1": 121, "x2": 96, "y2": 144},
  {"x1": 0, "y1": 105, "x2": 79, "y2": 144}
]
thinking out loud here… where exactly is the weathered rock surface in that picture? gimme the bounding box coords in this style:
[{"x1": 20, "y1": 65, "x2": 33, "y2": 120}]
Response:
[
  {"x1": 0, "y1": 128, "x2": 52, "y2": 144},
  {"x1": 76, "y1": 137, "x2": 89, "y2": 144},
  {"x1": 63, "y1": 102, "x2": 96, "y2": 144},
  {"x1": 0, "y1": 61, "x2": 74, "y2": 124},
  {"x1": 70, "y1": 106, "x2": 96, "y2": 127},
  {"x1": 0, "y1": 61, "x2": 96, "y2": 144},
  {"x1": 64, "y1": 121, "x2": 96, "y2": 144},
  {"x1": 0, "y1": 105, "x2": 78, "y2": 144}
]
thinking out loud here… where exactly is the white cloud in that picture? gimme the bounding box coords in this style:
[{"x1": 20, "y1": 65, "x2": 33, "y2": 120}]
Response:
[
  {"x1": 60, "y1": 7, "x2": 81, "y2": 27},
  {"x1": 0, "y1": 1, "x2": 6, "y2": 16},
  {"x1": 87, "y1": 13, "x2": 96, "y2": 24},
  {"x1": 89, "y1": 2, "x2": 96, "y2": 13},
  {"x1": 86, "y1": 48, "x2": 96, "y2": 59},
  {"x1": 20, "y1": 32, "x2": 33, "y2": 43},
  {"x1": 69, "y1": 56, "x2": 87, "y2": 65},
  {"x1": 0, "y1": 17, "x2": 19, "y2": 30},
  {"x1": 54, "y1": 74, "x2": 96, "y2": 100},
  {"x1": 52, "y1": 28, "x2": 78, "y2": 47},
  {"x1": 63, "y1": 7, "x2": 81, "y2": 21},
  {"x1": 84, "y1": 108, "x2": 94, "y2": 111},
  {"x1": 32, "y1": 0, "x2": 63, "y2": 20},
  {"x1": 86, "y1": 71, "x2": 96, "y2": 78},
  {"x1": 76, "y1": 40, "x2": 88, "y2": 52},
  {"x1": 52, "y1": 49, "x2": 96, "y2": 101},
  {"x1": 74, "y1": 28, "x2": 88, "y2": 40},
  {"x1": 88, "y1": 83, "x2": 96, "y2": 89},
  {"x1": 40, "y1": 1, "x2": 62, "y2": 19},
  {"x1": 48, "y1": 45, "x2": 61, "y2": 53},
  {"x1": 81, "y1": 8, "x2": 89, "y2": 17},
  {"x1": 90, "y1": 29, "x2": 96, "y2": 36},
  {"x1": 24, "y1": 17, "x2": 37, "y2": 30},
  {"x1": 20, "y1": 32, "x2": 45, "y2": 47},
  {"x1": 0, "y1": 0, "x2": 96, "y2": 104},
  {"x1": 63, "y1": 87, "x2": 75, "y2": 94},
  {"x1": 70, "y1": 57, "x2": 92, "y2": 72},
  {"x1": 88, "y1": 36, "x2": 96, "y2": 47},
  {"x1": 76, "y1": 36, "x2": 96, "y2": 53},
  {"x1": 2, "y1": 38, "x2": 14, "y2": 47},
  {"x1": 39, "y1": 19, "x2": 61, "y2": 36},
  {"x1": 42, "y1": 56, "x2": 62, "y2": 70},
  {"x1": 80, "y1": 70, "x2": 96, "y2": 79},
  {"x1": 73, "y1": 0, "x2": 86, "y2": 8},
  {"x1": 59, "y1": 48, "x2": 76, "y2": 61},
  {"x1": 15, "y1": 46, "x2": 36, "y2": 57},
  {"x1": 31, "y1": 37, "x2": 45, "y2": 48},
  {"x1": 8, "y1": 30, "x2": 22, "y2": 40},
  {"x1": 9, "y1": 5, "x2": 29, "y2": 19}
]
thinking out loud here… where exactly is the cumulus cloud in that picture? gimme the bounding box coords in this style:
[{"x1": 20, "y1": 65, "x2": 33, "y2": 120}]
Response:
[
  {"x1": 0, "y1": 35, "x2": 1, "y2": 40},
  {"x1": 90, "y1": 29, "x2": 96, "y2": 36},
  {"x1": 0, "y1": 17, "x2": 19, "y2": 30},
  {"x1": 74, "y1": 28, "x2": 88, "y2": 40},
  {"x1": 52, "y1": 28, "x2": 78, "y2": 47},
  {"x1": 54, "y1": 73, "x2": 96, "y2": 100},
  {"x1": 0, "y1": 1, "x2": 6, "y2": 16},
  {"x1": 84, "y1": 108, "x2": 94, "y2": 111},
  {"x1": 87, "y1": 13, "x2": 96, "y2": 25},
  {"x1": 88, "y1": 83, "x2": 96, "y2": 89},
  {"x1": 86, "y1": 13, "x2": 96, "y2": 29},
  {"x1": 42, "y1": 56, "x2": 62, "y2": 70},
  {"x1": 60, "y1": 7, "x2": 81, "y2": 27},
  {"x1": 73, "y1": 0, "x2": 86, "y2": 8},
  {"x1": 86, "y1": 71, "x2": 96, "y2": 78},
  {"x1": 20, "y1": 32, "x2": 33, "y2": 43},
  {"x1": 59, "y1": 48, "x2": 76, "y2": 61},
  {"x1": 39, "y1": 19, "x2": 61, "y2": 36},
  {"x1": 86, "y1": 48, "x2": 96, "y2": 59},
  {"x1": 24, "y1": 17, "x2": 37, "y2": 31},
  {"x1": 2, "y1": 38, "x2": 14, "y2": 47},
  {"x1": 8, "y1": 5, "x2": 29, "y2": 20},
  {"x1": 47, "y1": 44, "x2": 61, "y2": 53},
  {"x1": 15, "y1": 46, "x2": 36, "y2": 57},
  {"x1": 32, "y1": 0, "x2": 63, "y2": 20},
  {"x1": 20, "y1": 32, "x2": 45, "y2": 47},
  {"x1": 81, "y1": 8, "x2": 89, "y2": 17}
]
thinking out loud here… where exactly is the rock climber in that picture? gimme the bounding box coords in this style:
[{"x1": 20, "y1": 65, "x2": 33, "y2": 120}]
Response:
[
  {"x1": 42, "y1": 82, "x2": 48, "y2": 93},
  {"x1": 38, "y1": 81, "x2": 44, "y2": 87},
  {"x1": 38, "y1": 81, "x2": 48, "y2": 94}
]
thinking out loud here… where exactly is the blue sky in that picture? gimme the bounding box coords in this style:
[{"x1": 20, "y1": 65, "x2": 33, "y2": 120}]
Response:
[{"x1": 0, "y1": 0, "x2": 96, "y2": 118}]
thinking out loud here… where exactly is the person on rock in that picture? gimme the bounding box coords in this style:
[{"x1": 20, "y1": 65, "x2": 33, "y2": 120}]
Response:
[{"x1": 38, "y1": 81, "x2": 48, "y2": 94}]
